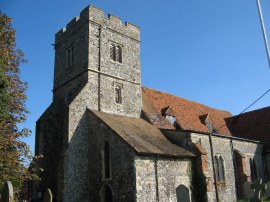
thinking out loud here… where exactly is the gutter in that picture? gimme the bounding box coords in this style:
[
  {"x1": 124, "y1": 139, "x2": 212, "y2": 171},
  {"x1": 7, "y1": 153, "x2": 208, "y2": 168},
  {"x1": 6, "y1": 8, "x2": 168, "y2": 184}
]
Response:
[{"x1": 161, "y1": 129, "x2": 265, "y2": 144}]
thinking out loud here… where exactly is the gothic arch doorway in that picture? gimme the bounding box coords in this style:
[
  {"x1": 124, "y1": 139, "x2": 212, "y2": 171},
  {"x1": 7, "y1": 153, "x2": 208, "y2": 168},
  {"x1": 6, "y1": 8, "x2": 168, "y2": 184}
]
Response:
[{"x1": 101, "y1": 184, "x2": 113, "y2": 202}]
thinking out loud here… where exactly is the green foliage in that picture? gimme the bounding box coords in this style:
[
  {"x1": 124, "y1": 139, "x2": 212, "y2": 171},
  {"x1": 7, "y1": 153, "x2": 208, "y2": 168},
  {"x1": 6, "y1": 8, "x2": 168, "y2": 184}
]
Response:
[{"x1": 0, "y1": 12, "x2": 38, "y2": 193}]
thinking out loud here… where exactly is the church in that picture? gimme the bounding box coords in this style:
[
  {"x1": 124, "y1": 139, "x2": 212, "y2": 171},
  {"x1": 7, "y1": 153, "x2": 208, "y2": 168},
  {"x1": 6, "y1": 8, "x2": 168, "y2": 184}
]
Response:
[{"x1": 33, "y1": 5, "x2": 270, "y2": 202}]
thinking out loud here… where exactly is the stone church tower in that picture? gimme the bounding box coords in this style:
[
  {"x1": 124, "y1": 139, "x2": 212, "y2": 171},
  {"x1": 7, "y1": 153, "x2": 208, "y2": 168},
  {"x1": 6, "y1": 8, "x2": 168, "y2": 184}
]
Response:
[
  {"x1": 34, "y1": 6, "x2": 142, "y2": 201},
  {"x1": 53, "y1": 5, "x2": 142, "y2": 118}
]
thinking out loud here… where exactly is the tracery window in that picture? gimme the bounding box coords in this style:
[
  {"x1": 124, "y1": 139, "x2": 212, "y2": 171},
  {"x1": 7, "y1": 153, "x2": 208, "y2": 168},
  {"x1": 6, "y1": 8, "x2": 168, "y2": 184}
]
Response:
[
  {"x1": 214, "y1": 155, "x2": 225, "y2": 182},
  {"x1": 110, "y1": 43, "x2": 122, "y2": 63}
]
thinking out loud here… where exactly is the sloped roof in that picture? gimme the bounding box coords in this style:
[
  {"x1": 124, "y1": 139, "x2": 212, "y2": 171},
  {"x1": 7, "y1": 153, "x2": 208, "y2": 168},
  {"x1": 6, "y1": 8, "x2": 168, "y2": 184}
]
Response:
[
  {"x1": 226, "y1": 107, "x2": 270, "y2": 144},
  {"x1": 90, "y1": 110, "x2": 194, "y2": 157},
  {"x1": 142, "y1": 87, "x2": 233, "y2": 136}
]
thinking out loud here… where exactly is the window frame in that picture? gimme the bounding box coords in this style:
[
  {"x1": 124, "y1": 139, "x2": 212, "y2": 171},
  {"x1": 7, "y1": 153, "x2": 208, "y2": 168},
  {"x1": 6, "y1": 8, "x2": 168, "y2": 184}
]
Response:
[
  {"x1": 114, "y1": 83, "x2": 123, "y2": 105},
  {"x1": 102, "y1": 141, "x2": 111, "y2": 181},
  {"x1": 214, "y1": 154, "x2": 226, "y2": 184},
  {"x1": 249, "y1": 157, "x2": 257, "y2": 182},
  {"x1": 66, "y1": 45, "x2": 74, "y2": 67},
  {"x1": 109, "y1": 42, "x2": 123, "y2": 64}
]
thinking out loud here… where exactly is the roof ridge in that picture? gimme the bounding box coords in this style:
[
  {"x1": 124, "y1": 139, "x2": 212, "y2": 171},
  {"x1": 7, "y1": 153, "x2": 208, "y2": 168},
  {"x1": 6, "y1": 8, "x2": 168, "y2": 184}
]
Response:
[{"x1": 233, "y1": 106, "x2": 270, "y2": 117}]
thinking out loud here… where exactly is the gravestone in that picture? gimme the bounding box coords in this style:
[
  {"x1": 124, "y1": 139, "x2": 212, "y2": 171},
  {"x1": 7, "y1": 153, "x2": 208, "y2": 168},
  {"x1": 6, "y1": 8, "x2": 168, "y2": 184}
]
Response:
[
  {"x1": 250, "y1": 179, "x2": 266, "y2": 202},
  {"x1": 1, "y1": 181, "x2": 14, "y2": 202},
  {"x1": 43, "y1": 189, "x2": 52, "y2": 202},
  {"x1": 243, "y1": 181, "x2": 255, "y2": 200},
  {"x1": 176, "y1": 184, "x2": 191, "y2": 202},
  {"x1": 266, "y1": 181, "x2": 270, "y2": 198}
]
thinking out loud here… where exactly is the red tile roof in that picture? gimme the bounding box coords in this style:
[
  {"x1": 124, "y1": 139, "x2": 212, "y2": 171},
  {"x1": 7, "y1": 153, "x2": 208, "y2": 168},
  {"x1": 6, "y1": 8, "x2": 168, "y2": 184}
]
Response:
[
  {"x1": 226, "y1": 107, "x2": 270, "y2": 144},
  {"x1": 142, "y1": 87, "x2": 233, "y2": 136}
]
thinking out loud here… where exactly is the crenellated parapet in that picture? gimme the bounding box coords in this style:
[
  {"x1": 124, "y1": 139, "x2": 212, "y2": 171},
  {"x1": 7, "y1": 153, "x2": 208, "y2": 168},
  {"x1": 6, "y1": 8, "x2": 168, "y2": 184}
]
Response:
[{"x1": 55, "y1": 5, "x2": 140, "y2": 44}]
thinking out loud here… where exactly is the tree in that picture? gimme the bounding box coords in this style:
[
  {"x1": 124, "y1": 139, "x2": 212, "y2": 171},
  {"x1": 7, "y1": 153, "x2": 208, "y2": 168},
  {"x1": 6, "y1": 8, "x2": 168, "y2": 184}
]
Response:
[{"x1": 0, "y1": 12, "x2": 37, "y2": 193}]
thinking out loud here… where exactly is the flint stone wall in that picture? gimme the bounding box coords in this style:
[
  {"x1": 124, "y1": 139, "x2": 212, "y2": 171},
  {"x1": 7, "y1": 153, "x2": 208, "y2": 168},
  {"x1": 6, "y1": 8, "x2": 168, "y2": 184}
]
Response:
[
  {"x1": 53, "y1": 5, "x2": 141, "y2": 119},
  {"x1": 191, "y1": 133, "x2": 237, "y2": 202},
  {"x1": 134, "y1": 156, "x2": 192, "y2": 202},
  {"x1": 88, "y1": 110, "x2": 136, "y2": 202},
  {"x1": 56, "y1": 6, "x2": 142, "y2": 201},
  {"x1": 232, "y1": 140, "x2": 265, "y2": 180}
]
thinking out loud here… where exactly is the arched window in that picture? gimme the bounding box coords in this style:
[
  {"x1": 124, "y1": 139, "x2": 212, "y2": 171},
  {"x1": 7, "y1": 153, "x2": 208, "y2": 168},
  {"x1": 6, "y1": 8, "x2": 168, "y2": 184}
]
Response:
[
  {"x1": 102, "y1": 141, "x2": 111, "y2": 179},
  {"x1": 214, "y1": 155, "x2": 225, "y2": 182},
  {"x1": 214, "y1": 155, "x2": 220, "y2": 181},
  {"x1": 219, "y1": 156, "x2": 225, "y2": 181},
  {"x1": 110, "y1": 44, "x2": 116, "y2": 61},
  {"x1": 250, "y1": 157, "x2": 257, "y2": 181},
  {"x1": 66, "y1": 46, "x2": 74, "y2": 67},
  {"x1": 115, "y1": 46, "x2": 122, "y2": 63},
  {"x1": 101, "y1": 185, "x2": 113, "y2": 202}
]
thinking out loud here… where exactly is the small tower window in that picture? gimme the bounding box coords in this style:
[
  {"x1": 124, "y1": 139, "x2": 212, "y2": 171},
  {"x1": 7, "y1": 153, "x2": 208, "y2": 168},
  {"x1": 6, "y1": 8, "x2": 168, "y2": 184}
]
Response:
[
  {"x1": 115, "y1": 86, "x2": 122, "y2": 104},
  {"x1": 66, "y1": 46, "x2": 74, "y2": 67},
  {"x1": 110, "y1": 43, "x2": 122, "y2": 63},
  {"x1": 102, "y1": 141, "x2": 111, "y2": 179}
]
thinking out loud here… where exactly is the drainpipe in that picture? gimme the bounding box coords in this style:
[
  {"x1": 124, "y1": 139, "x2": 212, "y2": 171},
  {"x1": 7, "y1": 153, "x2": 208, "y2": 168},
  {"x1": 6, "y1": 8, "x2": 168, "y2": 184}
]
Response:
[
  {"x1": 154, "y1": 155, "x2": 160, "y2": 202},
  {"x1": 98, "y1": 25, "x2": 102, "y2": 111},
  {"x1": 230, "y1": 139, "x2": 239, "y2": 199},
  {"x1": 209, "y1": 132, "x2": 219, "y2": 201}
]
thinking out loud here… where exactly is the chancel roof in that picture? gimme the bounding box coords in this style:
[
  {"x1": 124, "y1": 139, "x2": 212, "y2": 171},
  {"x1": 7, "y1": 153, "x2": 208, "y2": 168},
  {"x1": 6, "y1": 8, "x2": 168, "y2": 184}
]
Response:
[
  {"x1": 226, "y1": 107, "x2": 270, "y2": 144},
  {"x1": 90, "y1": 110, "x2": 194, "y2": 157},
  {"x1": 142, "y1": 87, "x2": 233, "y2": 136}
]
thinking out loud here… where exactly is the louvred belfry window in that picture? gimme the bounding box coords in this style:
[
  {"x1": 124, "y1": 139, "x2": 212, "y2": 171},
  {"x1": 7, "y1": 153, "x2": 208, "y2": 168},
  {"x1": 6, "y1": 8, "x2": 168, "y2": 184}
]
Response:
[
  {"x1": 110, "y1": 44, "x2": 115, "y2": 61},
  {"x1": 115, "y1": 46, "x2": 122, "y2": 63},
  {"x1": 110, "y1": 43, "x2": 122, "y2": 63}
]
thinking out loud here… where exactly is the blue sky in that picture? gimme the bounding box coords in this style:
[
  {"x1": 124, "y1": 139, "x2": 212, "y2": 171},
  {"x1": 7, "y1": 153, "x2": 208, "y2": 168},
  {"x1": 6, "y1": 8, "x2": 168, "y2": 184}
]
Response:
[{"x1": 1, "y1": 0, "x2": 270, "y2": 153}]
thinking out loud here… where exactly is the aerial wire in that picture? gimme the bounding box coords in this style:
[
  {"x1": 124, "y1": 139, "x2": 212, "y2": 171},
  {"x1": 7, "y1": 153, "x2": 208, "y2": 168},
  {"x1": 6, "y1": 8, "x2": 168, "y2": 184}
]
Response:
[
  {"x1": 215, "y1": 0, "x2": 270, "y2": 132},
  {"x1": 216, "y1": 88, "x2": 270, "y2": 132},
  {"x1": 257, "y1": 0, "x2": 270, "y2": 70}
]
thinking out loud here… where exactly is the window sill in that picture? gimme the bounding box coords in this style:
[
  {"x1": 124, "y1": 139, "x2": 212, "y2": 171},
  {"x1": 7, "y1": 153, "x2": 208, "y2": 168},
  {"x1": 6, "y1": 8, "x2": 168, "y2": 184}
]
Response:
[{"x1": 217, "y1": 181, "x2": 226, "y2": 187}]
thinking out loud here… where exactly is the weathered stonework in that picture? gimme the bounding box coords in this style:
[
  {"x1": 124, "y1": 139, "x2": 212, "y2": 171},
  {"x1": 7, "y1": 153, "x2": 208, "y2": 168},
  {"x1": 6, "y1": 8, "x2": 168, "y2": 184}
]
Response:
[
  {"x1": 134, "y1": 156, "x2": 192, "y2": 202},
  {"x1": 88, "y1": 111, "x2": 136, "y2": 202},
  {"x1": 191, "y1": 133, "x2": 217, "y2": 202},
  {"x1": 232, "y1": 140, "x2": 265, "y2": 179},
  {"x1": 53, "y1": 5, "x2": 141, "y2": 119},
  {"x1": 190, "y1": 132, "x2": 266, "y2": 202}
]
